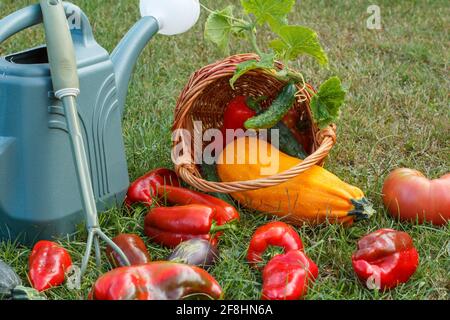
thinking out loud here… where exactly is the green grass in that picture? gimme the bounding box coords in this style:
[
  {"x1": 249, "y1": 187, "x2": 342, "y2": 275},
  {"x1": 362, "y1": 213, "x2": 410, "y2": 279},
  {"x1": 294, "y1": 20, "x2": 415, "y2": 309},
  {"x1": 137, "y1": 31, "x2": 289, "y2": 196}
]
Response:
[{"x1": 0, "y1": 0, "x2": 449, "y2": 300}]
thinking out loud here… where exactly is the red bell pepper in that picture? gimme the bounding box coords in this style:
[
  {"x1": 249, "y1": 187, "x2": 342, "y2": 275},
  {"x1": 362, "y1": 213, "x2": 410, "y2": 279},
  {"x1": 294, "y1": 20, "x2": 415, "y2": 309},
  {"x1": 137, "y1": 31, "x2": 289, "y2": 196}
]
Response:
[
  {"x1": 144, "y1": 204, "x2": 233, "y2": 247},
  {"x1": 89, "y1": 262, "x2": 223, "y2": 300},
  {"x1": 28, "y1": 240, "x2": 72, "y2": 292},
  {"x1": 352, "y1": 228, "x2": 419, "y2": 290},
  {"x1": 222, "y1": 96, "x2": 257, "y2": 144},
  {"x1": 106, "y1": 234, "x2": 151, "y2": 267},
  {"x1": 125, "y1": 168, "x2": 180, "y2": 207},
  {"x1": 157, "y1": 185, "x2": 240, "y2": 225},
  {"x1": 247, "y1": 221, "x2": 304, "y2": 268},
  {"x1": 262, "y1": 250, "x2": 318, "y2": 300}
]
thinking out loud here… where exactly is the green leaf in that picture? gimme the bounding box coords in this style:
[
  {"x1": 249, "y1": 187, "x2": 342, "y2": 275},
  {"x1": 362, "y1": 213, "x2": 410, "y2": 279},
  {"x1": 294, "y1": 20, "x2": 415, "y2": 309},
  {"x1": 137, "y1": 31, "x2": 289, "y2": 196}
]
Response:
[
  {"x1": 204, "y1": 6, "x2": 235, "y2": 52},
  {"x1": 270, "y1": 25, "x2": 328, "y2": 66},
  {"x1": 241, "y1": 0, "x2": 295, "y2": 28},
  {"x1": 310, "y1": 76, "x2": 346, "y2": 129},
  {"x1": 229, "y1": 53, "x2": 275, "y2": 88}
]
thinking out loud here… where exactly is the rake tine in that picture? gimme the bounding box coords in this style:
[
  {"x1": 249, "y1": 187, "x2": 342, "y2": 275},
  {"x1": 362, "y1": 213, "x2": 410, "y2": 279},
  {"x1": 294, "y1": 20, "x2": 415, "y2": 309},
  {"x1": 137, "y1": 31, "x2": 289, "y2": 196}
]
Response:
[{"x1": 80, "y1": 230, "x2": 95, "y2": 277}]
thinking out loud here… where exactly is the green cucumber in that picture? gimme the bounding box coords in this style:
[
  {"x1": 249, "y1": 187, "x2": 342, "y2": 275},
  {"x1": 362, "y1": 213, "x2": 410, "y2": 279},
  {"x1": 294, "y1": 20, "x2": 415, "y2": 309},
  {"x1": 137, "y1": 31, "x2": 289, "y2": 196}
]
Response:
[
  {"x1": 270, "y1": 122, "x2": 308, "y2": 159},
  {"x1": 244, "y1": 83, "x2": 297, "y2": 129}
]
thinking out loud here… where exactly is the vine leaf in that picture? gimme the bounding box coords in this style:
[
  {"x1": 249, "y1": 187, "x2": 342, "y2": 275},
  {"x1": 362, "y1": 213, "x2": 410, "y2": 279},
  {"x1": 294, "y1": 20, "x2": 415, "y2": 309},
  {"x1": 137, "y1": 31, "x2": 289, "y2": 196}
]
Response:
[
  {"x1": 229, "y1": 53, "x2": 275, "y2": 88},
  {"x1": 204, "y1": 6, "x2": 235, "y2": 52},
  {"x1": 241, "y1": 0, "x2": 295, "y2": 29},
  {"x1": 270, "y1": 25, "x2": 328, "y2": 66},
  {"x1": 310, "y1": 76, "x2": 346, "y2": 129}
]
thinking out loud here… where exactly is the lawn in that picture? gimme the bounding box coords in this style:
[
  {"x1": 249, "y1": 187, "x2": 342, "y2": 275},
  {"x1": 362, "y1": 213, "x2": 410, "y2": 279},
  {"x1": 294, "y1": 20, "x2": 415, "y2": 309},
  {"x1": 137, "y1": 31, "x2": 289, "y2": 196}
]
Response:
[{"x1": 0, "y1": 0, "x2": 449, "y2": 300}]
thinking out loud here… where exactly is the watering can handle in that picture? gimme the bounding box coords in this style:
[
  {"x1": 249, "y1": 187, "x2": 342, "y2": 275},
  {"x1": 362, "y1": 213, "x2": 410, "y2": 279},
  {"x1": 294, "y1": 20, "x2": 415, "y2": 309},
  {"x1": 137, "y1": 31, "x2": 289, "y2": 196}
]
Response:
[{"x1": 0, "y1": 2, "x2": 94, "y2": 46}]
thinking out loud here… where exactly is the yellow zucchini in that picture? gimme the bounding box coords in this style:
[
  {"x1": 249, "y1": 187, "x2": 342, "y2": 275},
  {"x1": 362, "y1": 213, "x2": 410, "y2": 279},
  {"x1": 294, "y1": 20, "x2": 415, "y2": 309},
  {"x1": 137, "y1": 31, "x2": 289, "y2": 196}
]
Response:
[{"x1": 217, "y1": 136, "x2": 374, "y2": 225}]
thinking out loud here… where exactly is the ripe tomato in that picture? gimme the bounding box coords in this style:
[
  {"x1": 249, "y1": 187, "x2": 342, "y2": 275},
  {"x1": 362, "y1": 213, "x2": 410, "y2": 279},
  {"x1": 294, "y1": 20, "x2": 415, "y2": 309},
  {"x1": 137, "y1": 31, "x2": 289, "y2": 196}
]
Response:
[{"x1": 382, "y1": 168, "x2": 450, "y2": 226}]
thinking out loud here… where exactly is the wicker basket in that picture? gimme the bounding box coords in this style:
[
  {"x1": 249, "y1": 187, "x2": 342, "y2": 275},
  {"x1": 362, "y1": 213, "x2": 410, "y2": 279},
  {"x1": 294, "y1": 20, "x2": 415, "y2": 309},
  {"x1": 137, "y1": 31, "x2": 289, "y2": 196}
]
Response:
[{"x1": 171, "y1": 53, "x2": 337, "y2": 193}]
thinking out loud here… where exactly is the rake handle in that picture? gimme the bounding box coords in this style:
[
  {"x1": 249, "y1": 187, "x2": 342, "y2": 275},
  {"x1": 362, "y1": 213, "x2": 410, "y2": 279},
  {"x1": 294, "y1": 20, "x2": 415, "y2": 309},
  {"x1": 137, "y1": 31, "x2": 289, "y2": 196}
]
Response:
[{"x1": 39, "y1": 0, "x2": 79, "y2": 92}]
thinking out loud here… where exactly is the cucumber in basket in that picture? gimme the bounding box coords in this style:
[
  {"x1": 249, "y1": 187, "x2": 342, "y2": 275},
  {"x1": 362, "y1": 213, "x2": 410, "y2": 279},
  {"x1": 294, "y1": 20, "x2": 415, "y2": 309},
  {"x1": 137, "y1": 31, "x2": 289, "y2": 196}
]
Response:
[
  {"x1": 242, "y1": 84, "x2": 307, "y2": 159},
  {"x1": 269, "y1": 122, "x2": 308, "y2": 160},
  {"x1": 244, "y1": 83, "x2": 297, "y2": 130}
]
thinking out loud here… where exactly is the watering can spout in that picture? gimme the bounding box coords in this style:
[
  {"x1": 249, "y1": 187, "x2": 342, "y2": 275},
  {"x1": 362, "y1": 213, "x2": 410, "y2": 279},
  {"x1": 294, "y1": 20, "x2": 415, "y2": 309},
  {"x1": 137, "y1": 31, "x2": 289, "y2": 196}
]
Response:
[
  {"x1": 111, "y1": 16, "x2": 159, "y2": 115},
  {"x1": 111, "y1": 0, "x2": 200, "y2": 115}
]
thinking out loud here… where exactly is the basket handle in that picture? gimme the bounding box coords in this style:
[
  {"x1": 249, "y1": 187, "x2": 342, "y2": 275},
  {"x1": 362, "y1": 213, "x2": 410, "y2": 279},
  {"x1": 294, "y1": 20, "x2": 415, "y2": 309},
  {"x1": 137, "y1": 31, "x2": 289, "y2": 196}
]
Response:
[{"x1": 174, "y1": 125, "x2": 337, "y2": 193}]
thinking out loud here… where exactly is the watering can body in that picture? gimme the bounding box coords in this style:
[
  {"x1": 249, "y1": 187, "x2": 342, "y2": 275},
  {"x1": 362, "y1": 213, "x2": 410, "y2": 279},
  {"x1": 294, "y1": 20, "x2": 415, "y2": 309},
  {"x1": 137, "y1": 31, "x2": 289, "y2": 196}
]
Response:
[{"x1": 0, "y1": 3, "x2": 159, "y2": 245}]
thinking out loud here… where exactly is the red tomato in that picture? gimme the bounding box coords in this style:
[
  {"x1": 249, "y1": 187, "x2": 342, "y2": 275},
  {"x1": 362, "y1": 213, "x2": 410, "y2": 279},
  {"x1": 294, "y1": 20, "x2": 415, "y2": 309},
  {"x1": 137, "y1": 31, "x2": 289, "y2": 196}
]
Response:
[{"x1": 382, "y1": 168, "x2": 450, "y2": 226}]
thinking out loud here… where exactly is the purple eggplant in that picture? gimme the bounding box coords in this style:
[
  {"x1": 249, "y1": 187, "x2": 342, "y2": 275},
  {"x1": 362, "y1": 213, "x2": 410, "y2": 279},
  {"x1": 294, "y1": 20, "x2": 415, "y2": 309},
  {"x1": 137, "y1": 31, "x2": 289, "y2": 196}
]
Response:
[{"x1": 167, "y1": 239, "x2": 219, "y2": 269}]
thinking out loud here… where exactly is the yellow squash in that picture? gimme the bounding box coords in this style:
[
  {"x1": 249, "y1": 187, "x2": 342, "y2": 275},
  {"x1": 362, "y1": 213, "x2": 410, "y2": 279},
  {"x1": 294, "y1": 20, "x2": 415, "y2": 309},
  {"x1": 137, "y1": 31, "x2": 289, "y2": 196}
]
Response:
[{"x1": 217, "y1": 136, "x2": 374, "y2": 225}]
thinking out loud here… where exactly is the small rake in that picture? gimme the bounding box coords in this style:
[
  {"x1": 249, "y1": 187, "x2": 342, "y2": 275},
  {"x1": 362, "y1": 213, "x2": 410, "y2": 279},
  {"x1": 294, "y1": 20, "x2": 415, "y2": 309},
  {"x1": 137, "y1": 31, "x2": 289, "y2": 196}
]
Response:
[{"x1": 39, "y1": 0, "x2": 130, "y2": 278}]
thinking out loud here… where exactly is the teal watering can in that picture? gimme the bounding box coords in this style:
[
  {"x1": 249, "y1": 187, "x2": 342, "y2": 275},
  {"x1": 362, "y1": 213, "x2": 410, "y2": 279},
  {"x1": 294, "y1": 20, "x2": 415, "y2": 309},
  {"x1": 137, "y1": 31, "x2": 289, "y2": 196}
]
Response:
[{"x1": 0, "y1": 0, "x2": 200, "y2": 245}]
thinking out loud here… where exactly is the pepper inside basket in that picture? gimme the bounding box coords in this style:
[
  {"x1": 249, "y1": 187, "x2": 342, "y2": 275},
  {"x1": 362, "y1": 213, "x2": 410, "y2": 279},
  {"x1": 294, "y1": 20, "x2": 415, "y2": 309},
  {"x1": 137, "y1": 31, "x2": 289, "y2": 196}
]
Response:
[{"x1": 171, "y1": 54, "x2": 337, "y2": 193}]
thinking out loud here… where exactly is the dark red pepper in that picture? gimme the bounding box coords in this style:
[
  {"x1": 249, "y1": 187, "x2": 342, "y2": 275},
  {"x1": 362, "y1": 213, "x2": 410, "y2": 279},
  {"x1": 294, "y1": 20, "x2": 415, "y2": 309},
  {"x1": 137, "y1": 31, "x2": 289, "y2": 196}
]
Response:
[
  {"x1": 157, "y1": 185, "x2": 240, "y2": 225},
  {"x1": 222, "y1": 96, "x2": 257, "y2": 145},
  {"x1": 144, "y1": 204, "x2": 232, "y2": 247},
  {"x1": 262, "y1": 250, "x2": 318, "y2": 300},
  {"x1": 352, "y1": 228, "x2": 419, "y2": 290},
  {"x1": 89, "y1": 262, "x2": 223, "y2": 300},
  {"x1": 125, "y1": 168, "x2": 180, "y2": 207},
  {"x1": 28, "y1": 240, "x2": 72, "y2": 292},
  {"x1": 247, "y1": 221, "x2": 304, "y2": 268},
  {"x1": 106, "y1": 234, "x2": 151, "y2": 267},
  {"x1": 281, "y1": 107, "x2": 313, "y2": 154}
]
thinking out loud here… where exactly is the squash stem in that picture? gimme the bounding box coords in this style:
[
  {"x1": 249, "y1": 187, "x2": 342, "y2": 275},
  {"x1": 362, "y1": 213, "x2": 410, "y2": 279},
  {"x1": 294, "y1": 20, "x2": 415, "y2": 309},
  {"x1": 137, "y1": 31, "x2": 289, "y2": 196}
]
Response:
[{"x1": 349, "y1": 198, "x2": 375, "y2": 221}]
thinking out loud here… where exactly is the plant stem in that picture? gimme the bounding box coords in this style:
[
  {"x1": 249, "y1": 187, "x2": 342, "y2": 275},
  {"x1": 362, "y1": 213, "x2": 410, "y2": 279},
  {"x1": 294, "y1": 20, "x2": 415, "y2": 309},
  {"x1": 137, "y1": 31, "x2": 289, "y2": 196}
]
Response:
[
  {"x1": 249, "y1": 28, "x2": 264, "y2": 57},
  {"x1": 286, "y1": 71, "x2": 306, "y2": 85},
  {"x1": 200, "y1": 2, "x2": 248, "y2": 25}
]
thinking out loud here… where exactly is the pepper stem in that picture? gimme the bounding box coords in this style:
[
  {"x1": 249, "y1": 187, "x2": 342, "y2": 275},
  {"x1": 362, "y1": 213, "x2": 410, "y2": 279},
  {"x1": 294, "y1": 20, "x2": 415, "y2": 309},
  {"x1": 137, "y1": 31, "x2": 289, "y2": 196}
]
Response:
[
  {"x1": 210, "y1": 221, "x2": 238, "y2": 234},
  {"x1": 246, "y1": 97, "x2": 262, "y2": 112}
]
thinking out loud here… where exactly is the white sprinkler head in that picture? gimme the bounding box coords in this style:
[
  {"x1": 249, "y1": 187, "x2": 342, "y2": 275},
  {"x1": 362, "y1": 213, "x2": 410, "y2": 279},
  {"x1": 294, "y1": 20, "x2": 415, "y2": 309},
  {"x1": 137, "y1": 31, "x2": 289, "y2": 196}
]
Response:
[{"x1": 140, "y1": 0, "x2": 200, "y2": 35}]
